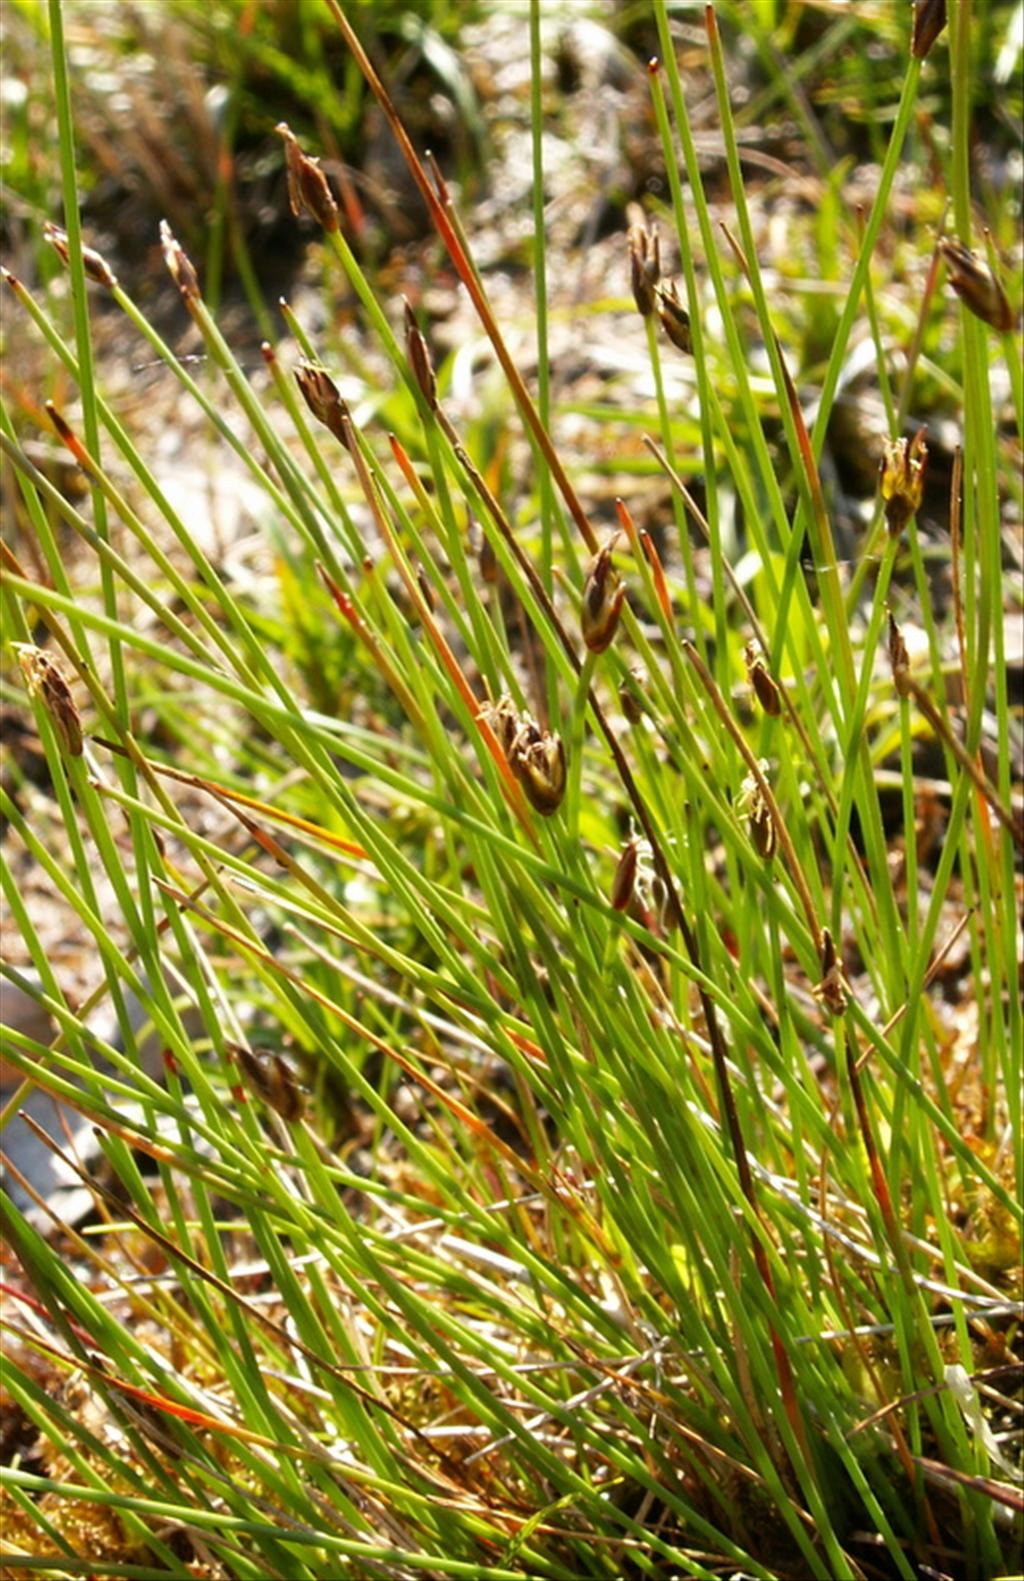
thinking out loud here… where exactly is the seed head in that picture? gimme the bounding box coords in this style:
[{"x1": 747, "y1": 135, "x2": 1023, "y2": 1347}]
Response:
[
  {"x1": 581, "y1": 543, "x2": 625, "y2": 654},
  {"x1": 43, "y1": 223, "x2": 117, "y2": 289},
  {"x1": 277, "y1": 123, "x2": 339, "y2": 234},
  {"x1": 879, "y1": 429, "x2": 928, "y2": 537},
  {"x1": 938, "y1": 238, "x2": 1014, "y2": 332}
]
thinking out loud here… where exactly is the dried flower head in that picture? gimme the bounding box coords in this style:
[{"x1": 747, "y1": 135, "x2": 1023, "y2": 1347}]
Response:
[
  {"x1": 43, "y1": 223, "x2": 117, "y2": 289},
  {"x1": 879, "y1": 429, "x2": 928, "y2": 536},
  {"x1": 628, "y1": 223, "x2": 661, "y2": 317},
  {"x1": 655, "y1": 280, "x2": 692, "y2": 354},
  {"x1": 277, "y1": 123, "x2": 339, "y2": 234},
  {"x1": 581, "y1": 543, "x2": 625, "y2": 654},
  {"x1": 509, "y1": 719, "x2": 567, "y2": 817},
  {"x1": 403, "y1": 298, "x2": 437, "y2": 410},
  {"x1": 938, "y1": 238, "x2": 1014, "y2": 332},
  {"x1": 159, "y1": 221, "x2": 200, "y2": 306},
  {"x1": 15, "y1": 645, "x2": 83, "y2": 758},
  {"x1": 744, "y1": 643, "x2": 781, "y2": 717},
  {"x1": 911, "y1": 0, "x2": 946, "y2": 59}
]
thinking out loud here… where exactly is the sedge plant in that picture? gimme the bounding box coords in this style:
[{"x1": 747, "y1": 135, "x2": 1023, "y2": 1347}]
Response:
[{"x1": 1, "y1": 2, "x2": 1021, "y2": 1577}]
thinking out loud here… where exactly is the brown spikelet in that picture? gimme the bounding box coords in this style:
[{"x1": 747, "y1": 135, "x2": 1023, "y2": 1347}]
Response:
[
  {"x1": 403, "y1": 298, "x2": 437, "y2": 410},
  {"x1": 911, "y1": 0, "x2": 946, "y2": 59},
  {"x1": 581, "y1": 544, "x2": 625, "y2": 654},
  {"x1": 878, "y1": 430, "x2": 928, "y2": 537},
  {"x1": 295, "y1": 362, "x2": 350, "y2": 447},
  {"x1": 15, "y1": 645, "x2": 83, "y2": 758},
  {"x1": 43, "y1": 223, "x2": 117, "y2": 289},
  {"x1": 276, "y1": 123, "x2": 340, "y2": 233},
  {"x1": 745, "y1": 643, "x2": 781, "y2": 717},
  {"x1": 939, "y1": 238, "x2": 1014, "y2": 332},
  {"x1": 159, "y1": 221, "x2": 201, "y2": 305},
  {"x1": 611, "y1": 840, "x2": 639, "y2": 912}
]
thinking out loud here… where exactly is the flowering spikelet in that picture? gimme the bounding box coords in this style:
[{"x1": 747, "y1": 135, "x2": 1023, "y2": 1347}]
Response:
[
  {"x1": 295, "y1": 361, "x2": 350, "y2": 447},
  {"x1": 15, "y1": 645, "x2": 83, "y2": 758},
  {"x1": 159, "y1": 221, "x2": 201, "y2": 306},
  {"x1": 879, "y1": 430, "x2": 928, "y2": 537},
  {"x1": 43, "y1": 223, "x2": 116, "y2": 289},
  {"x1": 510, "y1": 721, "x2": 566, "y2": 817},
  {"x1": 939, "y1": 238, "x2": 1014, "y2": 332},
  {"x1": 911, "y1": 0, "x2": 946, "y2": 59},
  {"x1": 611, "y1": 840, "x2": 639, "y2": 912},
  {"x1": 738, "y1": 765, "x2": 776, "y2": 860},
  {"x1": 235, "y1": 1045, "x2": 304, "y2": 1122},
  {"x1": 481, "y1": 695, "x2": 521, "y2": 757},
  {"x1": 581, "y1": 543, "x2": 625, "y2": 654},
  {"x1": 277, "y1": 123, "x2": 339, "y2": 234},
  {"x1": 628, "y1": 223, "x2": 660, "y2": 317},
  {"x1": 403, "y1": 298, "x2": 437, "y2": 410},
  {"x1": 655, "y1": 280, "x2": 692, "y2": 353},
  {"x1": 813, "y1": 928, "x2": 849, "y2": 1016},
  {"x1": 887, "y1": 613, "x2": 913, "y2": 699},
  {"x1": 745, "y1": 643, "x2": 781, "y2": 717},
  {"x1": 619, "y1": 669, "x2": 647, "y2": 725}
]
